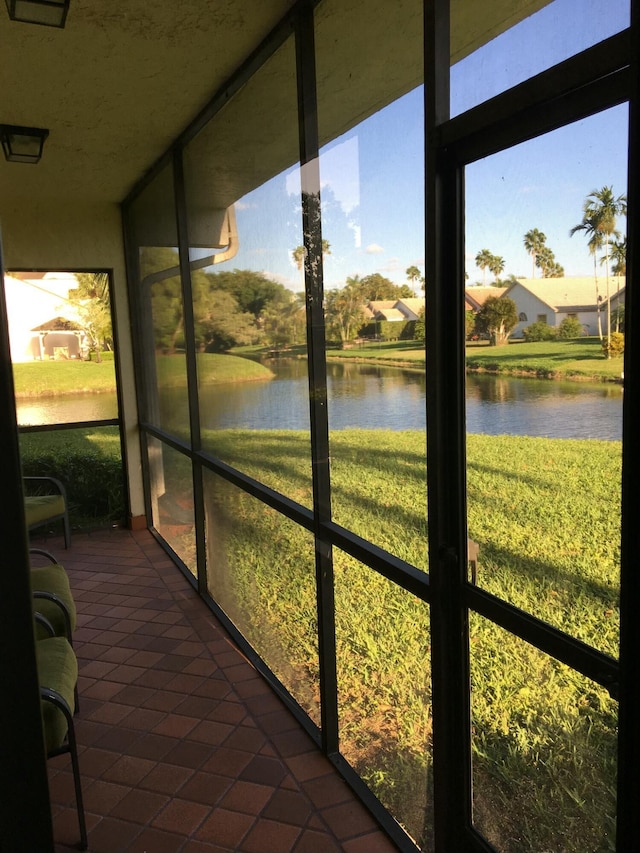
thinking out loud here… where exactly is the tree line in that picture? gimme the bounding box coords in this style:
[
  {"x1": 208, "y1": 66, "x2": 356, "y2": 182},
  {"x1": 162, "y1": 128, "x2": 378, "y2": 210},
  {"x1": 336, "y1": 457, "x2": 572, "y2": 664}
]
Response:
[{"x1": 139, "y1": 246, "x2": 424, "y2": 352}]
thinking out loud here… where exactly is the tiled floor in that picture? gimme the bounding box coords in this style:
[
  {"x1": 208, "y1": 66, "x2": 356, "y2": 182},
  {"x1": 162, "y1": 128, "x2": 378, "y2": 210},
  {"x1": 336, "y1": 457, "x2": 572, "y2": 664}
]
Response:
[{"x1": 39, "y1": 527, "x2": 399, "y2": 853}]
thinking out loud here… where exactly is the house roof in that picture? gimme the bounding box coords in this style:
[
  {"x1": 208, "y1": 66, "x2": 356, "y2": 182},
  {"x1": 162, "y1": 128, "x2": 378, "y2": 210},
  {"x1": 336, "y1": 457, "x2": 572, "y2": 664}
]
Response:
[
  {"x1": 464, "y1": 287, "x2": 508, "y2": 311},
  {"x1": 396, "y1": 297, "x2": 425, "y2": 319},
  {"x1": 375, "y1": 308, "x2": 406, "y2": 321},
  {"x1": 368, "y1": 300, "x2": 398, "y2": 312},
  {"x1": 505, "y1": 277, "x2": 626, "y2": 311}
]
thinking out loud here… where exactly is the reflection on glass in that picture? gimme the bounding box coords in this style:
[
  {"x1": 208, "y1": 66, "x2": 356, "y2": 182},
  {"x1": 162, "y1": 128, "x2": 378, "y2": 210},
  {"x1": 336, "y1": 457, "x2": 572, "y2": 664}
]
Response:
[
  {"x1": 465, "y1": 108, "x2": 627, "y2": 655},
  {"x1": 316, "y1": 0, "x2": 427, "y2": 569},
  {"x1": 334, "y1": 550, "x2": 433, "y2": 850},
  {"x1": 470, "y1": 615, "x2": 617, "y2": 852},
  {"x1": 128, "y1": 162, "x2": 190, "y2": 437},
  {"x1": 182, "y1": 39, "x2": 312, "y2": 505},
  {"x1": 203, "y1": 469, "x2": 319, "y2": 724},
  {"x1": 451, "y1": 0, "x2": 630, "y2": 116},
  {"x1": 148, "y1": 437, "x2": 196, "y2": 575}
]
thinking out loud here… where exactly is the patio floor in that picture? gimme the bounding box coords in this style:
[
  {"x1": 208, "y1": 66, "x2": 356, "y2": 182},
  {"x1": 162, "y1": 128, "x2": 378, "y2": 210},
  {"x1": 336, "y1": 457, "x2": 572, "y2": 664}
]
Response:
[{"x1": 42, "y1": 527, "x2": 398, "y2": 853}]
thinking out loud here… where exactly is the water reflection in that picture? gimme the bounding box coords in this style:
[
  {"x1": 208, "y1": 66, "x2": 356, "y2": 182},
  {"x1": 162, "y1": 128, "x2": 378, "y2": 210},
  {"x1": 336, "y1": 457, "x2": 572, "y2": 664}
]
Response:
[
  {"x1": 17, "y1": 393, "x2": 118, "y2": 426},
  {"x1": 16, "y1": 359, "x2": 623, "y2": 441}
]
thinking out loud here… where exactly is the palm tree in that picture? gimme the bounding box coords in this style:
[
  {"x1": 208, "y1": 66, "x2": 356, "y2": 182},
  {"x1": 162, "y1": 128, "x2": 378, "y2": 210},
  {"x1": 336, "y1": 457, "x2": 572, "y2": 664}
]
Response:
[
  {"x1": 475, "y1": 249, "x2": 493, "y2": 285},
  {"x1": 406, "y1": 265, "x2": 421, "y2": 295},
  {"x1": 570, "y1": 212, "x2": 605, "y2": 340},
  {"x1": 488, "y1": 254, "x2": 505, "y2": 281},
  {"x1": 571, "y1": 187, "x2": 626, "y2": 353},
  {"x1": 292, "y1": 239, "x2": 331, "y2": 273},
  {"x1": 605, "y1": 236, "x2": 626, "y2": 331},
  {"x1": 523, "y1": 228, "x2": 546, "y2": 278}
]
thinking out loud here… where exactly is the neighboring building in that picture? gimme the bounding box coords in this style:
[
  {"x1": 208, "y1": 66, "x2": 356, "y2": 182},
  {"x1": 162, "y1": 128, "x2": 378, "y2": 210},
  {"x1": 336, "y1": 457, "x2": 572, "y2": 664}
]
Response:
[
  {"x1": 4, "y1": 272, "x2": 83, "y2": 361},
  {"x1": 465, "y1": 286, "x2": 508, "y2": 313},
  {"x1": 367, "y1": 297, "x2": 425, "y2": 322},
  {"x1": 503, "y1": 277, "x2": 626, "y2": 337}
]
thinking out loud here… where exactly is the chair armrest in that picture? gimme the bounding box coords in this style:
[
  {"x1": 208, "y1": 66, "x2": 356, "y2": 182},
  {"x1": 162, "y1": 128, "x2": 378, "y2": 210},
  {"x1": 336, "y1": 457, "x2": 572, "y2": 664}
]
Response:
[
  {"x1": 33, "y1": 591, "x2": 73, "y2": 640},
  {"x1": 23, "y1": 476, "x2": 67, "y2": 498},
  {"x1": 30, "y1": 547, "x2": 59, "y2": 565},
  {"x1": 34, "y1": 612, "x2": 56, "y2": 637}
]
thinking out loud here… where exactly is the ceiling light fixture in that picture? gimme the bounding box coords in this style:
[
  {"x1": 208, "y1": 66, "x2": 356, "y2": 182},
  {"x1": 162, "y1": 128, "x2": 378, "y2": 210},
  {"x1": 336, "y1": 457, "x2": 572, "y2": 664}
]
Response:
[
  {"x1": 0, "y1": 124, "x2": 49, "y2": 164},
  {"x1": 4, "y1": 0, "x2": 69, "y2": 28}
]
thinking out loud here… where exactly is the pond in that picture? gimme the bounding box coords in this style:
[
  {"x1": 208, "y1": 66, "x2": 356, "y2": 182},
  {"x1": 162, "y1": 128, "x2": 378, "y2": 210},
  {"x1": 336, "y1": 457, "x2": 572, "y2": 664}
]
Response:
[{"x1": 16, "y1": 357, "x2": 623, "y2": 441}]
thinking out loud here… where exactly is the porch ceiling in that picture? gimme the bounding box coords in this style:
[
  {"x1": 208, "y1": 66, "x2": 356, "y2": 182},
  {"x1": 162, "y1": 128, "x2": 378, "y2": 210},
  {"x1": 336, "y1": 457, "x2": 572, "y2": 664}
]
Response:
[{"x1": 0, "y1": 0, "x2": 551, "y2": 209}]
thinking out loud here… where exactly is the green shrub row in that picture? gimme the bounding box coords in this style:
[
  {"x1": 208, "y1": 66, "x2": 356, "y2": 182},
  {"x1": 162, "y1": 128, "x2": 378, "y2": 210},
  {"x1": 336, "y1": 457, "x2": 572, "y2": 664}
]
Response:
[{"x1": 20, "y1": 429, "x2": 125, "y2": 527}]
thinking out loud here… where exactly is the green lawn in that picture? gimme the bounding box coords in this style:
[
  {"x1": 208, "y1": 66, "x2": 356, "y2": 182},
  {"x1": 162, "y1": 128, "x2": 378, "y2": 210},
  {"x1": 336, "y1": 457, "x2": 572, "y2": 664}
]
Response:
[
  {"x1": 465, "y1": 337, "x2": 624, "y2": 381},
  {"x1": 193, "y1": 428, "x2": 618, "y2": 851},
  {"x1": 241, "y1": 337, "x2": 624, "y2": 383},
  {"x1": 12, "y1": 352, "x2": 272, "y2": 397}
]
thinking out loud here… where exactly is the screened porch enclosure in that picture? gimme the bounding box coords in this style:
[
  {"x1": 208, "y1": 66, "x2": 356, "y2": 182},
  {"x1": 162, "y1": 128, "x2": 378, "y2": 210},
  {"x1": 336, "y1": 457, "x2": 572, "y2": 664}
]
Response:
[{"x1": 1, "y1": 1, "x2": 638, "y2": 852}]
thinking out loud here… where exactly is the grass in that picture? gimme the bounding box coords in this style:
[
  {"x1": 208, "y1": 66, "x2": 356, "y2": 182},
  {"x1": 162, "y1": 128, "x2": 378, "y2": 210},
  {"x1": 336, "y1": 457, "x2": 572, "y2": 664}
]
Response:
[
  {"x1": 465, "y1": 337, "x2": 624, "y2": 381},
  {"x1": 12, "y1": 351, "x2": 272, "y2": 397},
  {"x1": 12, "y1": 359, "x2": 117, "y2": 396},
  {"x1": 241, "y1": 337, "x2": 625, "y2": 383},
  {"x1": 176, "y1": 427, "x2": 619, "y2": 852}
]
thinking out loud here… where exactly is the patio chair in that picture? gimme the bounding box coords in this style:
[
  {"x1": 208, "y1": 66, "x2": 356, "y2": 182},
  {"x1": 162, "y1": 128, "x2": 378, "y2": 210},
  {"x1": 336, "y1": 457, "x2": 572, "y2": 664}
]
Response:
[
  {"x1": 35, "y1": 634, "x2": 87, "y2": 850},
  {"x1": 30, "y1": 548, "x2": 76, "y2": 644},
  {"x1": 23, "y1": 476, "x2": 71, "y2": 549}
]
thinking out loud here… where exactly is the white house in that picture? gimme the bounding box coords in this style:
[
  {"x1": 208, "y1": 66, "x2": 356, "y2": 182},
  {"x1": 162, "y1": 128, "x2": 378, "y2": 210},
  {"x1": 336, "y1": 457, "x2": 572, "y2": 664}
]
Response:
[
  {"x1": 502, "y1": 277, "x2": 625, "y2": 338},
  {"x1": 367, "y1": 297, "x2": 425, "y2": 322},
  {"x1": 3, "y1": 272, "x2": 84, "y2": 361}
]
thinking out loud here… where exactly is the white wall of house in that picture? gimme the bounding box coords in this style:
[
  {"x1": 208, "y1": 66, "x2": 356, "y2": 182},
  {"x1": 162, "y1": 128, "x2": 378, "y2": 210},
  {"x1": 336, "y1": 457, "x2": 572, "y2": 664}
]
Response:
[
  {"x1": 507, "y1": 283, "x2": 556, "y2": 337},
  {"x1": 4, "y1": 272, "x2": 81, "y2": 362},
  {"x1": 0, "y1": 200, "x2": 145, "y2": 523}
]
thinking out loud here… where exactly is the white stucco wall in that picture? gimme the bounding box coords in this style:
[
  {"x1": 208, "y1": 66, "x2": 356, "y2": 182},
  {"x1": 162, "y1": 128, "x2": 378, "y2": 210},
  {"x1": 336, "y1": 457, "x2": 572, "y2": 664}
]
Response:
[{"x1": 0, "y1": 201, "x2": 145, "y2": 524}]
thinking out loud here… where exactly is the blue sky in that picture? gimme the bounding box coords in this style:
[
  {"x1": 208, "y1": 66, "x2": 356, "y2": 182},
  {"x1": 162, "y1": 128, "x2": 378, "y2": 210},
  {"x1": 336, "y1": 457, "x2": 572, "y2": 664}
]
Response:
[{"x1": 219, "y1": 0, "x2": 630, "y2": 291}]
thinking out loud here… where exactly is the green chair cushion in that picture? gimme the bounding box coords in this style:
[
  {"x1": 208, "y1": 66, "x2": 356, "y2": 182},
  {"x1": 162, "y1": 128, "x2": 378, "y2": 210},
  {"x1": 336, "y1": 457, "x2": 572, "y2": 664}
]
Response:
[
  {"x1": 31, "y1": 565, "x2": 77, "y2": 639},
  {"x1": 24, "y1": 495, "x2": 66, "y2": 527},
  {"x1": 36, "y1": 637, "x2": 78, "y2": 754}
]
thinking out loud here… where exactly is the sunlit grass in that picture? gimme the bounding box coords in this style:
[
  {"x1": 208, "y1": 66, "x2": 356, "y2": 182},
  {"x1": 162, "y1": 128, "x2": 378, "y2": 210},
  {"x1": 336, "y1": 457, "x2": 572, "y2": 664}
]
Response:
[
  {"x1": 12, "y1": 359, "x2": 117, "y2": 396},
  {"x1": 465, "y1": 337, "x2": 624, "y2": 380},
  {"x1": 12, "y1": 351, "x2": 272, "y2": 397},
  {"x1": 199, "y1": 427, "x2": 619, "y2": 851}
]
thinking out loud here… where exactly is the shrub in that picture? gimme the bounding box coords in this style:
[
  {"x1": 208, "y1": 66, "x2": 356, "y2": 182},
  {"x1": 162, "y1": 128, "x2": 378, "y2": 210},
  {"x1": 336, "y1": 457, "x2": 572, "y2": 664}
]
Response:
[
  {"x1": 557, "y1": 316, "x2": 583, "y2": 339},
  {"x1": 523, "y1": 321, "x2": 557, "y2": 342},
  {"x1": 20, "y1": 431, "x2": 125, "y2": 527},
  {"x1": 602, "y1": 332, "x2": 624, "y2": 358}
]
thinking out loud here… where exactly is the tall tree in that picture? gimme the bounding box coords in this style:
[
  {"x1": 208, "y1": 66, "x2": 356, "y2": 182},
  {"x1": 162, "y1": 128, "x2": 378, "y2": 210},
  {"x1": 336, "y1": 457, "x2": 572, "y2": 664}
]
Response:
[
  {"x1": 475, "y1": 296, "x2": 518, "y2": 346},
  {"x1": 570, "y1": 212, "x2": 605, "y2": 340},
  {"x1": 535, "y1": 246, "x2": 562, "y2": 278},
  {"x1": 292, "y1": 240, "x2": 331, "y2": 272},
  {"x1": 324, "y1": 282, "x2": 365, "y2": 346},
  {"x1": 70, "y1": 273, "x2": 112, "y2": 361},
  {"x1": 571, "y1": 186, "x2": 627, "y2": 353},
  {"x1": 406, "y1": 265, "x2": 421, "y2": 294},
  {"x1": 523, "y1": 228, "x2": 547, "y2": 278},
  {"x1": 475, "y1": 249, "x2": 493, "y2": 285},
  {"x1": 351, "y1": 273, "x2": 413, "y2": 302},
  {"x1": 488, "y1": 254, "x2": 505, "y2": 281},
  {"x1": 605, "y1": 236, "x2": 626, "y2": 331}
]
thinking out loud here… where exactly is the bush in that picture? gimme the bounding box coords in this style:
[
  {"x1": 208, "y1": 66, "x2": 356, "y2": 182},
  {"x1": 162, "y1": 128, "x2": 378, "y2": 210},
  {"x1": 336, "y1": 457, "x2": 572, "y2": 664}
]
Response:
[
  {"x1": 523, "y1": 321, "x2": 557, "y2": 342},
  {"x1": 602, "y1": 332, "x2": 624, "y2": 358},
  {"x1": 20, "y1": 430, "x2": 125, "y2": 527},
  {"x1": 557, "y1": 316, "x2": 584, "y2": 339}
]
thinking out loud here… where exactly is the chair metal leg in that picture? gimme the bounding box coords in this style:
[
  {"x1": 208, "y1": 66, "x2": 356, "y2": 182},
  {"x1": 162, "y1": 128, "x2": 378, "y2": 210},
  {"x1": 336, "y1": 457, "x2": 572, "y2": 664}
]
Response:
[{"x1": 41, "y1": 686, "x2": 87, "y2": 850}]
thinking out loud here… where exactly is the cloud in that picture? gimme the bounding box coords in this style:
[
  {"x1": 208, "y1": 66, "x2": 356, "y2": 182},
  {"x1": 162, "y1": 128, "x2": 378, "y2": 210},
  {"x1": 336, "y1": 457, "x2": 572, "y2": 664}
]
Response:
[
  {"x1": 365, "y1": 243, "x2": 384, "y2": 254},
  {"x1": 235, "y1": 200, "x2": 258, "y2": 210}
]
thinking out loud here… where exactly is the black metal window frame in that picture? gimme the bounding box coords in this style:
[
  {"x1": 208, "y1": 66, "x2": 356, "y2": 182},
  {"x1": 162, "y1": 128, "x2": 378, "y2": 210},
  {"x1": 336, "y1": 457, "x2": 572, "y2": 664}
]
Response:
[{"x1": 122, "y1": 1, "x2": 640, "y2": 851}]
